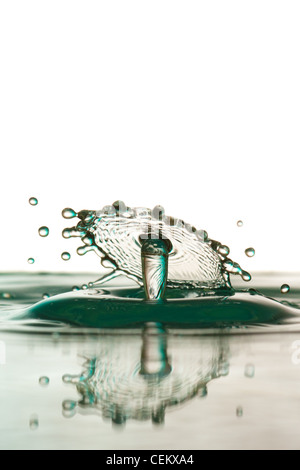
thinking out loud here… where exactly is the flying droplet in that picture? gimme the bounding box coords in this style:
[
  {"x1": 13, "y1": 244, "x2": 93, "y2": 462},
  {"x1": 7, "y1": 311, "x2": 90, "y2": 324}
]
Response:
[
  {"x1": 245, "y1": 247, "x2": 255, "y2": 257},
  {"x1": 218, "y1": 245, "x2": 230, "y2": 257},
  {"x1": 42, "y1": 293, "x2": 50, "y2": 299},
  {"x1": 39, "y1": 376, "x2": 50, "y2": 386},
  {"x1": 281, "y1": 284, "x2": 290, "y2": 294},
  {"x1": 29, "y1": 415, "x2": 39, "y2": 430},
  {"x1": 61, "y1": 252, "x2": 71, "y2": 261},
  {"x1": 62, "y1": 400, "x2": 77, "y2": 418},
  {"x1": 29, "y1": 197, "x2": 38, "y2": 206},
  {"x1": 62, "y1": 208, "x2": 77, "y2": 219},
  {"x1": 236, "y1": 406, "x2": 243, "y2": 418},
  {"x1": 237, "y1": 220, "x2": 243, "y2": 227},
  {"x1": 27, "y1": 258, "x2": 35, "y2": 265},
  {"x1": 38, "y1": 226, "x2": 49, "y2": 237},
  {"x1": 62, "y1": 400, "x2": 76, "y2": 411},
  {"x1": 1, "y1": 293, "x2": 12, "y2": 299},
  {"x1": 244, "y1": 364, "x2": 255, "y2": 378},
  {"x1": 242, "y1": 272, "x2": 252, "y2": 282}
]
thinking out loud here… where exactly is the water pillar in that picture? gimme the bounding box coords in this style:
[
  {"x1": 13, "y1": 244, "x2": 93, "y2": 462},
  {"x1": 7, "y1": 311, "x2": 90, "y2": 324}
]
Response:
[{"x1": 141, "y1": 238, "x2": 171, "y2": 301}]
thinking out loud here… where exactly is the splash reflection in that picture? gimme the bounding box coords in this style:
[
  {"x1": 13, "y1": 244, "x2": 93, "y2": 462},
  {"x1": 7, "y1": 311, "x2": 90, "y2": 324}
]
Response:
[{"x1": 62, "y1": 324, "x2": 230, "y2": 427}]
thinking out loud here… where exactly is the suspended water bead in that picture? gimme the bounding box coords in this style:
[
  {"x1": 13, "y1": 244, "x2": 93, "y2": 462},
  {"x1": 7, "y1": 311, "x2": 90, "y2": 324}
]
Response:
[
  {"x1": 245, "y1": 247, "x2": 255, "y2": 258},
  {"x1": 244, "y1": 364, "x2": 255, "y2": 378},
  {"x1": 217, "y1": 245, "x2": 230, "y2": 257},
  {"x1": 62, "y1": 400, "x2": 77, "y2": 418},
  {"x1": 27, "y1": 258, "x2": 35, "y2": 265},
  {"x1": 29, "y1": 415, "x2": 39, "y2": 430},
  {"x1": 29, "y1": 197, "x2": 38, "y2": 206},
  {"x1": 236, "y1": 406, "x2": 243, "y2": 418},
  {"x1": 1, "y1": 293, "x2": 12, "y2": 299},
  {"x1": 281, "y1": 284, "x2": 290, "y2": 294},
  {"x1": 62, "y1": 400, "x2": 77, "y2": 411},
  {"x1": 61, "y1": 252, "x2": 71, "y2": 261},
  {"x1": 72, "y1": 286, "x2": 80, "y2": 292},
  {"x1": 237, "y1": 220, "x2": 243, "y2": 227},
  {"x1": 81, "y1": 284, "x2": 88, "y2": 290},
  {"x1": 242, "y1": 272, "x2": 252, "y2": 282},
  {"x1": 39, "y1": 376, "x2": 50, "y2": 387},
  {"x1": 38, "y1": 226, "x2": 49, "y2": 237},
  {"x1": 42, "y1": 293, "x2": 50, "y2": 299},
  {"x1": 62, "y1": 208, "x2": 77, "y2": 219}
]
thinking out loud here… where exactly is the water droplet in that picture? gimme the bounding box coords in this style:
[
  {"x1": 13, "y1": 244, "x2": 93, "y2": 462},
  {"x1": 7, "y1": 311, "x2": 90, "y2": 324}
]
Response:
[
  {"x1": 27, "y1": 258, "x2": 35, "y2": 265},
  {"x1": 29, "y1": 414, "x2": 39, "y2": 430},
  {"x1": 62, "y1": 400, "x2": 76, "y2": 411},
  {"x1": 112, "y1": 200, "x2": 127, "y2": 214},
  {"x1": 62, "y1": 228, "x2": 71, "y2": 239},
  {"x1": 62, "y1": 400, "x2": 77, "y2": 418},
  {"x1": 29, "y1": 197, "x2": 38, "y2": 206},
  {"x1": 39, "y1": 376, "x2": 50, "y2": 386},
  {"x1": 244, "y1": 364, "x2": 255, "y2": 378},
  {"x1": 62, "y1": 374, "x2": 75, "y2": 384},
  {"x1": 245, "y1": 247, "x2": 255, "y2": 257},
  {"x1": 38, "y1": 226, "x2": 49, "y2": 237},
  {"x1": 196, "y1": 230, "x2": 208, "y2": 242},
  {"x1": 1, "y1": 292, "x2": 12, "y2": 299},
  {"x1": 42, "y1": 293, "x2": 50, "y2": 299},
  {"x1": 152, "y1": 205, "x2": 165, "y2": 220},
  {"x1": 218, "y1": 245, "x2": 230, "y2": 257},
  {"x1": 88, "y1": 282, "x2": 94, "y2": 288},
  {"x1": 219, "y1": 361, "x2": 230, "y2": 376},
  {"x1": 62, "y1": 208, "x2": 77, "y2": 219},
  {"x1": 61, "y1": 252, "x2": 71, "y2": 261},
  {"x1": 81, "y1": 284, "x2": 88, "y2": 290},
  {"x1": 72, "y1": 286, "x2": 80, "y2": 292},
  {"x1": 236, "y1": 406, "x2": 243, "y2": 418},
  {"x1": 281, "y1": 284, "x2": 290, "y2": 294},
  {"x1": 242, "y1": 272, "x2": 252, "y2": 282},
  {"x1": 237, "y1": 220, "x2": 243, "y2": 227}
]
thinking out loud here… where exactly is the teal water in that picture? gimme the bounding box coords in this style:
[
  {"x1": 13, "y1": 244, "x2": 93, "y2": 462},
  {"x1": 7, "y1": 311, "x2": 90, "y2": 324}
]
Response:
[{"x1": 1, "y1": 272, "x2": 300, "y2": 449}]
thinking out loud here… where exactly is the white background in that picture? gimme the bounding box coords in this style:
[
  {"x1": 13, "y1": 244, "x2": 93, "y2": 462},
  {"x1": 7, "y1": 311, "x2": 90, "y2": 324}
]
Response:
[{"x1": 0, "y1": 0, "x2": 299, "y2": 273}]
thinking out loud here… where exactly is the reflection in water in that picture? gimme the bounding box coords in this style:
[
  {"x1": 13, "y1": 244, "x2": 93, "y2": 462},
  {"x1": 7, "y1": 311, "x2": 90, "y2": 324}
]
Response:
[{"x1": 62, "y1": 324, "x2": 230, "y2": 426}]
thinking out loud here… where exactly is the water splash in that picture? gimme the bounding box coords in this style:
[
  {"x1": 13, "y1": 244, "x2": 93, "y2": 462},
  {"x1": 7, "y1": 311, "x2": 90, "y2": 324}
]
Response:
[{"x1": 62, "y1": 201, "x2": 251, "y2": 290}]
